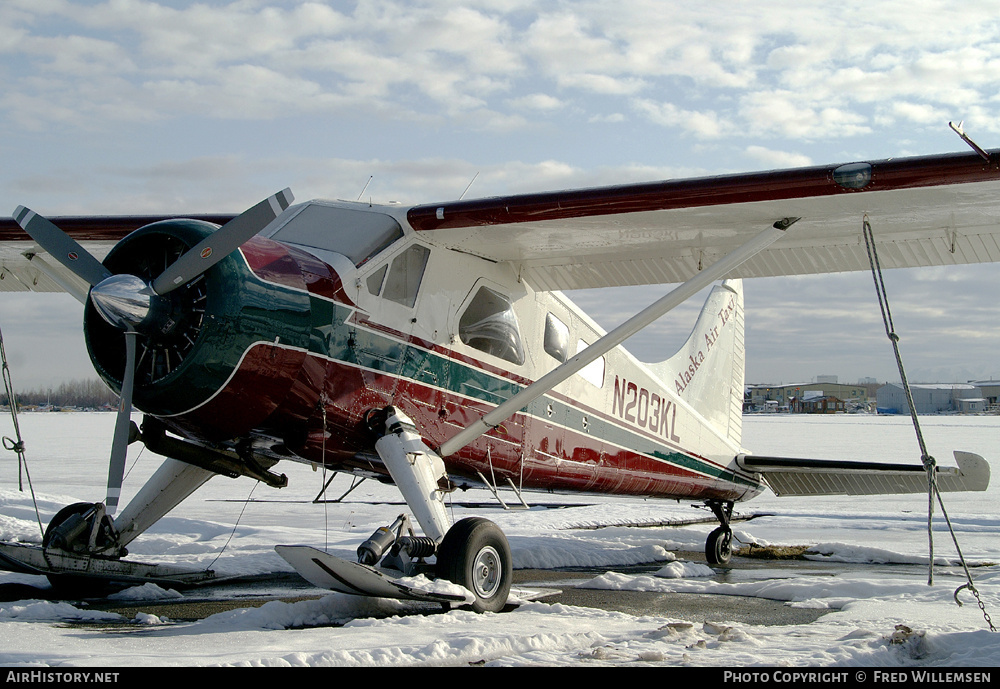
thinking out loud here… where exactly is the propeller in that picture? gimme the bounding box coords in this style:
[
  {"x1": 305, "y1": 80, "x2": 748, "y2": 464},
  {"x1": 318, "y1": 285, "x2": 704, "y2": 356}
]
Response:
[
  {"x1": 106, "y1": 329, "x2": 136, "y2": 514},
  {"x1": 149, "y1": 188, "x2": 293, "y2": 295},
  {"x1": 12, "y1": 188, "x2": 294, "y2": 515},
  {"x1": 13, "y1": 206, "x2": 113, "y2": 287}
]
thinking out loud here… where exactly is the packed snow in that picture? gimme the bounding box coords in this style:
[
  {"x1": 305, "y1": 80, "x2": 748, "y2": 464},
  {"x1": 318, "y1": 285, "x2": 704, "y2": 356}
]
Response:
[{"x1": 0, "y1": 412, "x2": 998, "y2": 667}]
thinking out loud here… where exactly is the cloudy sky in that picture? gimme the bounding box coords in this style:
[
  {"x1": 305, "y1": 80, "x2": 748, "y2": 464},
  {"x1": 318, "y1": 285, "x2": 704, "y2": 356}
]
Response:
[{"x1": 1, "y1": 0, "x2": 999, "y2": 391}]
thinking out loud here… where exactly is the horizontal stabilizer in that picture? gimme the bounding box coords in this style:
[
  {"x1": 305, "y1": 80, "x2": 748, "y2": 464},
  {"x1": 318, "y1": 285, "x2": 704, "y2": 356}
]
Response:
[{"x1": 736, "y1": 451, "x2": 989, "y2": 497}]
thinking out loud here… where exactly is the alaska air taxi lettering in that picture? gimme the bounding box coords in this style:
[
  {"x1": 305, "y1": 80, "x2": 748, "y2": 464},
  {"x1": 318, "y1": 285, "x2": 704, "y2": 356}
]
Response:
[
  {"x1": 612, "y1": 376, "x2": 681, "y2": 443},
  {"x1": 675, "y1": 294, "x2": 737, "y2": 394}
]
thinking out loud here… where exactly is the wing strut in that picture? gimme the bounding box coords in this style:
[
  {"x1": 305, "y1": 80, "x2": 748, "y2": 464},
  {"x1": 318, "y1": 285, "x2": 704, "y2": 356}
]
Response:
[{"x1": 437, "y1": 217, "x2": 798, "y2": 458}]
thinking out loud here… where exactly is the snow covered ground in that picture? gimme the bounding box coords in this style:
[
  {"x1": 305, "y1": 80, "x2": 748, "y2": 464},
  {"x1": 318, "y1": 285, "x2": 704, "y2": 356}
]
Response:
[{"x1": 0, "y1": 412, "x2": 998, "y2": 667}]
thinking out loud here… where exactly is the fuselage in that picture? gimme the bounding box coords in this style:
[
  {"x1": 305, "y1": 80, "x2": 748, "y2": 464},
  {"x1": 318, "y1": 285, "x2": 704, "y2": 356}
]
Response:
[{"x1": 84, "y1": 201, "x2": 765, "y2": 504}]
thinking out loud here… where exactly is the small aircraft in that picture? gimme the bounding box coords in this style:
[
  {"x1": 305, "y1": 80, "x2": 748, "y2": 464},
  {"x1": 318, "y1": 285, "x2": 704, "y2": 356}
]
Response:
[{"x1": 0, "y1": 145, "x2": 995, "y2": 612}]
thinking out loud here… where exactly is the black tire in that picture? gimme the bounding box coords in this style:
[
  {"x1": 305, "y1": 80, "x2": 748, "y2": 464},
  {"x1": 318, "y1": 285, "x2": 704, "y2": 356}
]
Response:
[
  {"x1": 436, "y1": 517, "x2": 512, "y2": 613},
  {"x1": 42, "y1": 503, "x2": 96, "y2": 550},
  {"x1": 705, "y1": 525, "x2": 733, "y2": 566}
]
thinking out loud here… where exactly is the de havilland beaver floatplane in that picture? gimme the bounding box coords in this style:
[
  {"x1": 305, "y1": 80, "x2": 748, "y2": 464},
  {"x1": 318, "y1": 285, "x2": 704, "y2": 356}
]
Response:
[{"x1": 0, "y1": 141, "x2": 995, "y2": 612}]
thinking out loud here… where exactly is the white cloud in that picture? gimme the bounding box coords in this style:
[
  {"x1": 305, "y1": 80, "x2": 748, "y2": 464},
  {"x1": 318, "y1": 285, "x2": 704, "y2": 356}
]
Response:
[
  {"x1": 744, "y1": 145, "x2": 812, "y2": 169},
  {"x1": 632, "y1": 99, "x2": 731, "y2": 138},
  {"x1": 507, "y1": 93, "x2": 565, "y2": 111}
]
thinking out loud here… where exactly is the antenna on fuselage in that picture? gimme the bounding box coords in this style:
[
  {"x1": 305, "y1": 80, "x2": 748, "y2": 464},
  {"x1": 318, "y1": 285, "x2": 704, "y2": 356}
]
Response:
[
  {"x1": 357, "y1": 176, "x2": 373, "y2": 201},
  {"x1": 459, "y1": 172, "x2": 480, "y2": 200}
]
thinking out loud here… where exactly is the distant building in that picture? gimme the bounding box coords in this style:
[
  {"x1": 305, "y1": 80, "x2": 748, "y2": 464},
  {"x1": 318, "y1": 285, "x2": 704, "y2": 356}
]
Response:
[
  {"x1": 748, "y1": 382, "x2": 869, "y2": 411},
  {"x1": 876, "y1": 383, "x2": 980, "y2": 414},
  {"x1": 792, "y1": 391, "x2": 846, "y2": 414},
  {"x1": 971, "y1": 381, "x2": 1000, "y2": 411}
]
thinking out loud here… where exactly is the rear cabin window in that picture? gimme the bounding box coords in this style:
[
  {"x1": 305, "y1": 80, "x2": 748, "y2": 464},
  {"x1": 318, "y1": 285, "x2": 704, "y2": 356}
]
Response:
[
  {"x1": 459, "y1": 287, "x2": 525, "y2": 365},
  {"x1": 576, "y1": 339, "x2": 605, "y2": 387},
  {"x1": 544, "y1": 313, "x2": 570, "y2": 363}
]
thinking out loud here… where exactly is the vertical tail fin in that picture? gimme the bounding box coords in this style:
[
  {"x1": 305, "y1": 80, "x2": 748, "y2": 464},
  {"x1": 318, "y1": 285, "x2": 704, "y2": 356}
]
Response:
[{"x1": 649, "y1": 279, "x2": 745, "y2": 446}]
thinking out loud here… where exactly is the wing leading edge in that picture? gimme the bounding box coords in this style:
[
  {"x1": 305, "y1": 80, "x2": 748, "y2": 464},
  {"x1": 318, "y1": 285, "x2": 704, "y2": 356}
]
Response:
[{"x1": 408, "y1": 149, "x2": 1000, "y2": 291}]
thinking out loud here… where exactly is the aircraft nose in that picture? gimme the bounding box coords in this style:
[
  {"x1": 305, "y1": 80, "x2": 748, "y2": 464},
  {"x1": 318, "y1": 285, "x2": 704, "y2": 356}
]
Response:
[{"x1": 90, "y1": 274, "x2": 156, "y2": 329}]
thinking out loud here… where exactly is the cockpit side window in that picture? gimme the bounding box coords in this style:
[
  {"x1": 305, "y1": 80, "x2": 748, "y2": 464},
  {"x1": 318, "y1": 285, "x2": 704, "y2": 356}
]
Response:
[
  {"x1": 366, "y1": 264, "x2": 388, "y2": 296},
  {"x1": 382, "y1": 244, "x2": 430, "y2": 308},
  {"x1": 459, "y1": 287, "x2": 525, "y2": 365}
]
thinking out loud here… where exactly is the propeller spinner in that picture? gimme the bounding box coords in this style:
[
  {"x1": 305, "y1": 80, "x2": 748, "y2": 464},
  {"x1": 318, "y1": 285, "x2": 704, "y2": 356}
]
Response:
[{"x1": 12, "y1": 189, "x2": 294, "y2": 514}]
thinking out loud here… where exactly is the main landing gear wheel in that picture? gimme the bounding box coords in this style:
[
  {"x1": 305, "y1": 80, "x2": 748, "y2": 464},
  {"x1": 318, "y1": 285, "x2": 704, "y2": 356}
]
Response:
[
  {"x1": 436, "y1": 517, "x2": 512, "y2": 613},
  {"x1": 705, "y1": 526, "x2": 733, "y2": 566}
]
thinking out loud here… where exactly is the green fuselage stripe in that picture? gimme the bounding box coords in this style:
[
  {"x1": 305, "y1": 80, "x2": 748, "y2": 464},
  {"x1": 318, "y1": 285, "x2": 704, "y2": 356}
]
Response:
[{"x1": 308, "y1": 296, "x2": 755, "y2": 489}]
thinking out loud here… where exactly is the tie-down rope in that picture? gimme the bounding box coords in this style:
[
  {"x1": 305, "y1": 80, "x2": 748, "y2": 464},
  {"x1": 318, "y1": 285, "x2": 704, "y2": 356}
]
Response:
[
  {"x1": 862, "y1": 216, "x2": 994, "y2": 631},
  {"x1": 1, "y1": 322, "x2": 45, "y2": 539}
]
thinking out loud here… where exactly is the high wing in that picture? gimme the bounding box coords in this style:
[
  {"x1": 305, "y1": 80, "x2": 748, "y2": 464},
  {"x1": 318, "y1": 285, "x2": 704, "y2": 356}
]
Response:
[
  {"x1": 4, "y1": 149, "x2": 1000, "y2": 295},
  {"x1": 407, "y1": 149, "x2": 1000, "y2": 291}
]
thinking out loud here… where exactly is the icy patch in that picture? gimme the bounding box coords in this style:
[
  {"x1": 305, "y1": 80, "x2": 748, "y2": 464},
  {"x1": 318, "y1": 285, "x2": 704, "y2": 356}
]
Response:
[
  {"x1": 108, "y1": 583, "x2": 184, "y2": 602},
  {"x1": 578, "y1": 571, "x2": 675, "y2": 593},
  {"x1": 655, "y1": 561, "x2": 715, "y2": 578},
  {"x1": 194, "y1": 593, "x2": 413, "y2": 631},
  {"x1": 0, "y1": 513, "x2": 42, "y2": 544},
  {"x1": 805, "y1": 542, "x2": 958, "y2": 565},
  {"x1": 514, "y1": 543, "x2": 674, "y2": 569},
  {"x1": 0, "y1": 600, "x2": 122, "y2": 623},
  {"x1": 132, "y1": 612, "x2": 170, "y2": 625},
  {"x1": 394, "y1": 574, "x2": 475, "y2": 603}
]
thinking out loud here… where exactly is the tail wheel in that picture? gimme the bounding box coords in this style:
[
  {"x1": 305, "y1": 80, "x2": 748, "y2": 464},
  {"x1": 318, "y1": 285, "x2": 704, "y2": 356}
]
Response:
[
  {"x1": 706, "y1": 525, "x2": 733, "y2": 565},
  {"x1": 436, "y1": 517, "x2": 512, "y2": 613}
]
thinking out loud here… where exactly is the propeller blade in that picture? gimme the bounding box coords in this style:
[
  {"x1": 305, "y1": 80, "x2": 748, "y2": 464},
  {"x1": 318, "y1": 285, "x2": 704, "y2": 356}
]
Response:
[
  {"x1": 150, "y1": 188, "x2": 293, "y2": 295},
  {"x1": 12, "y1": 205, "x2": 113, "y2": 287},
  {"x1": 106, "y1": 329, "x2": 137, "y2": 515}
]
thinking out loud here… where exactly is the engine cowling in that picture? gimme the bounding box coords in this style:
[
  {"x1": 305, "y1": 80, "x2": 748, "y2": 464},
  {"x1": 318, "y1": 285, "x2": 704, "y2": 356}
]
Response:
[{"x1": 84, "y1": 219, "x2": 316, "y2": 439}]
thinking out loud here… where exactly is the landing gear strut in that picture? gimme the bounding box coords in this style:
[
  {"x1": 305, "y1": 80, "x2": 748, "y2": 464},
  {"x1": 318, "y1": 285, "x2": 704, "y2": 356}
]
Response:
[
  {"x1": 356, "y1": 406, "x2": 513, "y2": 611},
  {"x1": 705, "y1": 499, "x2": 734, "y2": 566}
]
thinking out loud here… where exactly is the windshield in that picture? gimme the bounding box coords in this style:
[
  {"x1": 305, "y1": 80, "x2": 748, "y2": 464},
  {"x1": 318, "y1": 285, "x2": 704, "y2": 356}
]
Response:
[{"x1": 270, "y1": 204, "x2": 403, "y2": 267}]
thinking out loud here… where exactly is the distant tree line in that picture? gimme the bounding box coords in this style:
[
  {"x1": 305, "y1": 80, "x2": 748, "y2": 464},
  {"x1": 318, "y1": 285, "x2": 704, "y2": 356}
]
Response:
[{"x1": 1, "y1": 378, "x2": 119, "y2": 409}]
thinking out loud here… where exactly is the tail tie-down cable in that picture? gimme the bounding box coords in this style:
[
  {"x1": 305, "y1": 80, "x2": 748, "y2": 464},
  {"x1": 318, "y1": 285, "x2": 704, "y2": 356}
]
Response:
[{"x1": 862, "y1": 216, "x2": 994, "y2": 632}]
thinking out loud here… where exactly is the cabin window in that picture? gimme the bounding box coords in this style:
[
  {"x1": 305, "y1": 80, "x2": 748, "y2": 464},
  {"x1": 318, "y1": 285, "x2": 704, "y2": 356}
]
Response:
[
  {"x1": 544, "y1": 313, "x2": 570, "y2": 363},
  {"x1": 576, "y1": 339, "x2": 605, "y2": 387},
  {"x1": 271, "y1": 204, "x2": 403, "y2": 266},
  {"x1": 382, "y1": 244, "x2": 430, "y2": 308},
  {"x1": 459, "y1": 287, "x2": 525, "y2": 365}
]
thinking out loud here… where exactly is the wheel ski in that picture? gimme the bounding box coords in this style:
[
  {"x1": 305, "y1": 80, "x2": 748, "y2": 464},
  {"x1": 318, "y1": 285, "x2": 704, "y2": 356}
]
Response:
[{"x1": 275, "y1": 544, "x2": 472, "y2": 604}]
